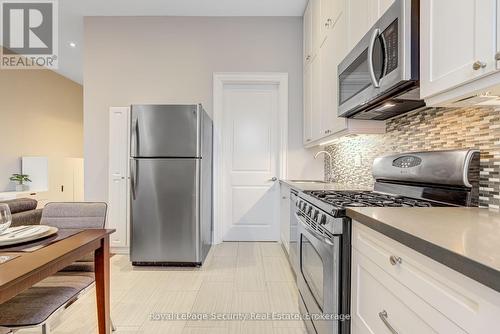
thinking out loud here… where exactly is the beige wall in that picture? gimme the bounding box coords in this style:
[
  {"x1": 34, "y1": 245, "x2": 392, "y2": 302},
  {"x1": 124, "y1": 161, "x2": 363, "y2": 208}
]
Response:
[
  {"x1": 83, "y1": 16, "x2": 323, "y2": 202},
  {"x1": 0, "y1": 67, "x2": 83, "y2": 192}
]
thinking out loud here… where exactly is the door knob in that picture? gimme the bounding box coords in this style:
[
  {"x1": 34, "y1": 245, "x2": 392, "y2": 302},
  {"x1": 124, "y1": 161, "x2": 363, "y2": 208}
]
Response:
[
  {"x1": 472, "y1": 61, "x2": 487, "y2": 70},
  {"x1": 269, "y1": 177, "x2": 278, "y2": 182}
]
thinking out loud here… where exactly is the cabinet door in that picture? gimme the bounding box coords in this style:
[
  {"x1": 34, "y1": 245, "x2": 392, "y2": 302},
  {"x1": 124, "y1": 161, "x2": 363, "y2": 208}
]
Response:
[
  {"x1": 320, "y1": 9, "x2": 347, "y2": 136},
  {"x1": 347, "y1": 0, "x2": 377, "y2": 49},
  {"x1": 420, "y1": 0, "x2": 497, "y2": 99},
  {"x1": 319, "y1": 28, "x2": 347, "y2": 137},
  {"x1": 311, "y1": 56, "x2": 322, "y2": 141},
  {"x1": 312, "y1": 0, "x2": 322, "y2": 53},
  {"x1": 303, "y1": 0, "x2": 313, "y2": 65},
  {"x1": 303, "y1": 63, "x2": 313, "y2": 144},
  {"x1": 352, "y1": 249, "x2": 467, "y2": 334},
  {"x1": 497, "y1": 0, "x2": 500, "y2": 69},
  {"x1": 320, "y1": 0, "x2": 334, "y2": 45},
  {"x1": 279, "y1": 184, "x2": 291, "y2": 253},
  {"x1": 108, "y1": 107, "x2": 130, "y2": 248},
  {"x1": 377, "y1": 0, "x2": 395, "y2": 18}
]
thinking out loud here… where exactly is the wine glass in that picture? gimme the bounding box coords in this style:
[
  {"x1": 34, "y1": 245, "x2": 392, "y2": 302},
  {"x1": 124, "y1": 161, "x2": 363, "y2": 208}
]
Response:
[{"x1": 0, "y1": 204, "x2": 12, "y2": 235}]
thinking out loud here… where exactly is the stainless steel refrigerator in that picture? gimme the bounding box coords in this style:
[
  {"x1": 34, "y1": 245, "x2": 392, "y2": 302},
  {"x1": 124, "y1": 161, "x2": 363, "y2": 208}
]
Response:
[{"x1": 130, "y1": 104, "x2": 213, "y2": 266}]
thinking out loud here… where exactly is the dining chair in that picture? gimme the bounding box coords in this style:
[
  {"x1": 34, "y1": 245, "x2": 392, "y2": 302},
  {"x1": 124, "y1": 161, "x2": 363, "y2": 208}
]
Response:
[
  {"x1": 0, "y1": 202, "x2": 115, "y2": 333},
  {"x1": 41, "y1": 202, "x2": 108, "y2": 273}
]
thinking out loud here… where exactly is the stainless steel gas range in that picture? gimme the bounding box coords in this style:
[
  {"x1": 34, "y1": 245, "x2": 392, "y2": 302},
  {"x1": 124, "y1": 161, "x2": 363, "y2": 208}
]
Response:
[{"x1": 291, "y1": 149, "x2": 480, "y2": 334}]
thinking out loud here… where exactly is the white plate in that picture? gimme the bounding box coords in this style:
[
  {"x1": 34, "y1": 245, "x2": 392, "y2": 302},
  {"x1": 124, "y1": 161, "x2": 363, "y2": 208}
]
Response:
[{"x1": 0, "y1": 225, "x2": 59, "y2": 247}]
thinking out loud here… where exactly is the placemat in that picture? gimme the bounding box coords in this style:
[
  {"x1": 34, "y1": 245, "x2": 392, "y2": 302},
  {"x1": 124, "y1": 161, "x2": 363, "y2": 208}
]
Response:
[{"x1": 0, "y1": 228, "x2": 84, "y2": 252}]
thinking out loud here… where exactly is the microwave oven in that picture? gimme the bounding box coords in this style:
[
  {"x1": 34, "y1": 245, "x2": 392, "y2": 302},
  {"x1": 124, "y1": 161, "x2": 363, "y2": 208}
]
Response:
[{"x1": 337, "y1": 0, "x2": 425, "y2": 120}]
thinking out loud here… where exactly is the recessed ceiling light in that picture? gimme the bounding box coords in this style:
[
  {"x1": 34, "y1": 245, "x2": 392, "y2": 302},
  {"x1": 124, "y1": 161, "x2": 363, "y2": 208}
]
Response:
[{"x1": 68, "y1": 42, "x2": 77, "y2": 48}]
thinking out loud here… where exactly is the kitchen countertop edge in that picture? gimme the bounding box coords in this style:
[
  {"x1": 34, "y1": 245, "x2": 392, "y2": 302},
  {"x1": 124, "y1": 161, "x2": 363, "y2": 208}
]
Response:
[{"x1": 347, "y1": 208, "x2": 500, "y2": 294}]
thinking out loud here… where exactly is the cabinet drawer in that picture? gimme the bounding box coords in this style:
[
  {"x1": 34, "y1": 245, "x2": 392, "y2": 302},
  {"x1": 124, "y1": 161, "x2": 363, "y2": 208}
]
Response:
[
  {"x1": 352, "y1": 222, "x2": 500, "y2": 333},
  {"x1": 352, "y1": 249, "x2": 466, "y2": 334}
]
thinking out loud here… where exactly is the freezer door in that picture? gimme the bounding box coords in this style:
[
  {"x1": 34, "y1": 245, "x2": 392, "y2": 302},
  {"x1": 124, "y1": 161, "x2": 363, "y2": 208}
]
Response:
[
  {"x1": 131, "y1": 105, "x2": 200, "y2": 158},
  {"x1": 130, "y1": 158, "x2": 200, "y2": 263}
]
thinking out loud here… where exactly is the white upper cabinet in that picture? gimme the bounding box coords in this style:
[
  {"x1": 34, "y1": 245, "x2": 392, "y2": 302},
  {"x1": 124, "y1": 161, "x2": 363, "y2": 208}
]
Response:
[
  {"x1": 420, "y1": 0, "x2": 498, "y2": 103},
  {"x1": 311, "y1": 56, "x2": 322, "y2": 141},
  {"x1": 496, "y1": 0, "x2": 500, "y2": 69},
  {"x1": 346, "y1": 0, "x2": 377, "y2": 50},
  {"x1": 303, "y1": 0, "x2": 313, "y2": 66},
  {"x1": 302, "y1": 0, "x2": 386, "y2": 146},
  {"x1": 319, "y1": 8, "x2": 348, "y2": 137},
  {"x1": 347, "y1": 0, "x2": 395, "y2": 49},
  {"x1": 303, "y1": 62, "x2": 313, "y2": 143},
  {"x1": 320, "y1": 0, "x2": 343, "y2": 45},
  {"x1": 311, "y1": 0, "x2": 322, "y2": 54},
  {"x1": 319, "y1": 0, "x2": 333, "y2": 44},
  {"x1": 377, "y1": 0, "x2": 396, "y2": 17}
]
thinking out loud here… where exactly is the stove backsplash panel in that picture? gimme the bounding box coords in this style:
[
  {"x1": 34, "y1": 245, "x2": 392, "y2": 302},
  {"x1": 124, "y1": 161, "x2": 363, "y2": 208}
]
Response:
[{"x1": 324, "y1": 106, "x2": 500, "y2": 209}]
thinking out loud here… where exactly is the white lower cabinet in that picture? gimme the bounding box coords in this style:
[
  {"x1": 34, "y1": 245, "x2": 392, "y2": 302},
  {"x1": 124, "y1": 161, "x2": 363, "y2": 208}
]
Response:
[
  {"x1": 352, "y1": 221, "x2": 500, "y2": 334},
  {"x1": 279, "y1": 183, "x2": 291, "y2": 253},
  {"x1": 352, "y1": 249, "x2": 464, "y2": 334}
]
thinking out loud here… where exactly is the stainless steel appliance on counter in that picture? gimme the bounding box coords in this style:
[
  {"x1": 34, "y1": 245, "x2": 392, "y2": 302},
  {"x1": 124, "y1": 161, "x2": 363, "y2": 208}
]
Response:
[
  {"x1": 130, "y1": 104, "x2": 213, "y2": 266},
  {"x1": 338, "y1": 0, "x2": 424, "y2": 120},
  {"x1": 292, "y1": 149, "x2": 480, "y2": 334}
]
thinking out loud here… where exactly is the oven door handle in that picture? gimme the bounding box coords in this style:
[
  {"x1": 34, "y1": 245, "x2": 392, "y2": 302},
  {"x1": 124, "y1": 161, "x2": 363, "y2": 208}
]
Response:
[
  {"x1": 368, "y1": 28, "x2": 381, "y2": 88},
  {"x1": 295, "y1": 212, "x2": 334, "y2": 246}
]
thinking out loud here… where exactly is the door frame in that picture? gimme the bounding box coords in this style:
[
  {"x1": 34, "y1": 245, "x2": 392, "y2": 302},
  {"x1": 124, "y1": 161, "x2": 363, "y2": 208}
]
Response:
[{"x1": 213, "y1": 72, "x2": 288, "y2": 244}]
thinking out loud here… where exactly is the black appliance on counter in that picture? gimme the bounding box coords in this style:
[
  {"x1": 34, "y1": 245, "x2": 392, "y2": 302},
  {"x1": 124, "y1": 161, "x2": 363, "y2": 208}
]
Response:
[{"x1": 290, "y1": 149, "x2": 480, "y2": 334}]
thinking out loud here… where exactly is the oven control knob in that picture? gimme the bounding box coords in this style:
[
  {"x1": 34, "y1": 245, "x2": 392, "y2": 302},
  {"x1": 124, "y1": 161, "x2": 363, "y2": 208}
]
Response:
[
  {"x1": 306, "y1": 206, "x2": 313, "y2": 216},
  {"x1": 319, "y1": 214, "x2": 327, "y2": 225},
  {"x1": 313, "y1": 210, "x2": 319, "y2": 221},
  {"x1": 302, "y1": 202, "x2": 307, "y2": 211},
  {"x1": 297, "y1": 200, "x2": 302, "y2": 208}
]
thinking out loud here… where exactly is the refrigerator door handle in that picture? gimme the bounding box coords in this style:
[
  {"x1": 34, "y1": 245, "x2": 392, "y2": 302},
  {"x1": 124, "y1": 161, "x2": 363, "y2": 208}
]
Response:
[
  {"x1": 131, "y1": 117, "x2": 139, "y2": 156},
  {"x1": 130, "y1": 159, "x2": 137, "y2": 200}
]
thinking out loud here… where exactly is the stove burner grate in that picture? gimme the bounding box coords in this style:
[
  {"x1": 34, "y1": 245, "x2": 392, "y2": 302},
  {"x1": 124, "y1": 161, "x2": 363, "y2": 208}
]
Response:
[{"x1": 306, "y1": 190, "x2": 446, "y2": 208}]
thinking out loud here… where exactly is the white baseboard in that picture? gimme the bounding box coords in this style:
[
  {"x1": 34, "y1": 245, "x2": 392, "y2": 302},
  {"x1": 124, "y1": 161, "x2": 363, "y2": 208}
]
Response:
[{"x1": 111, "y1": 246, "x2": 130, "y2": 255}]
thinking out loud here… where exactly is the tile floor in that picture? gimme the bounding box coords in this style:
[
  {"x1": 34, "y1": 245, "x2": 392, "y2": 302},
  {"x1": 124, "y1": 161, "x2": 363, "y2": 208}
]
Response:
[{"x1": 19, "y1": 242, "x2": 305, "y2": 334}]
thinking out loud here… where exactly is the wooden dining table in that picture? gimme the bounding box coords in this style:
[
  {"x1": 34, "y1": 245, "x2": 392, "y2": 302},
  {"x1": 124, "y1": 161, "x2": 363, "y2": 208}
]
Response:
[{"x1": 0, "y1": 229, "x2": 115, "y2": 334}]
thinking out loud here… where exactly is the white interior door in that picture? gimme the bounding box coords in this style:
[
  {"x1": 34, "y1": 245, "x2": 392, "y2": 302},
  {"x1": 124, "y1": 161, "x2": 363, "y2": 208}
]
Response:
[
  {"x1": 221, "y1": 83, "x2": 281, "y2": 241},
  {"x1": 108, "y1": 107, "x2": 130, "y2": 249}
]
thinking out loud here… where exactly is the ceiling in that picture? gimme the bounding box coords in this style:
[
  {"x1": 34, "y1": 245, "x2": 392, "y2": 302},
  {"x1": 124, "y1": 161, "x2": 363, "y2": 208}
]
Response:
[{"x1": 57, "y1": 0, "x2": 308, "y2": 83}]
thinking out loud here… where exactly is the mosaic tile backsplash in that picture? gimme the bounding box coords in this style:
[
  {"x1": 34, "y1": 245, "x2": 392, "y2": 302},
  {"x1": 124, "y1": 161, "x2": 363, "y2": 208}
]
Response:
[{"x1": 324, "y1": 106, "x2": 500, "y2": 209}]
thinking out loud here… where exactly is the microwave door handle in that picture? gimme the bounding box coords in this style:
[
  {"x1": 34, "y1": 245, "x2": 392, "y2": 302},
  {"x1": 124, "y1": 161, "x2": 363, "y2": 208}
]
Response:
[
  {"x1": 380, "y1": 33, "x2": 388, "y2": 78},
  {"x1": 368, "y1": 28, "x2": 381, "y2": 88}
]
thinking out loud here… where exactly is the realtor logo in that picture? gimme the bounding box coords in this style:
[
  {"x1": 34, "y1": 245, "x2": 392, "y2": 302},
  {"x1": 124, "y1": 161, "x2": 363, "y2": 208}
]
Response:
[{"x1": 0, "y1": 0, "x2": 58, "y2": 69}]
